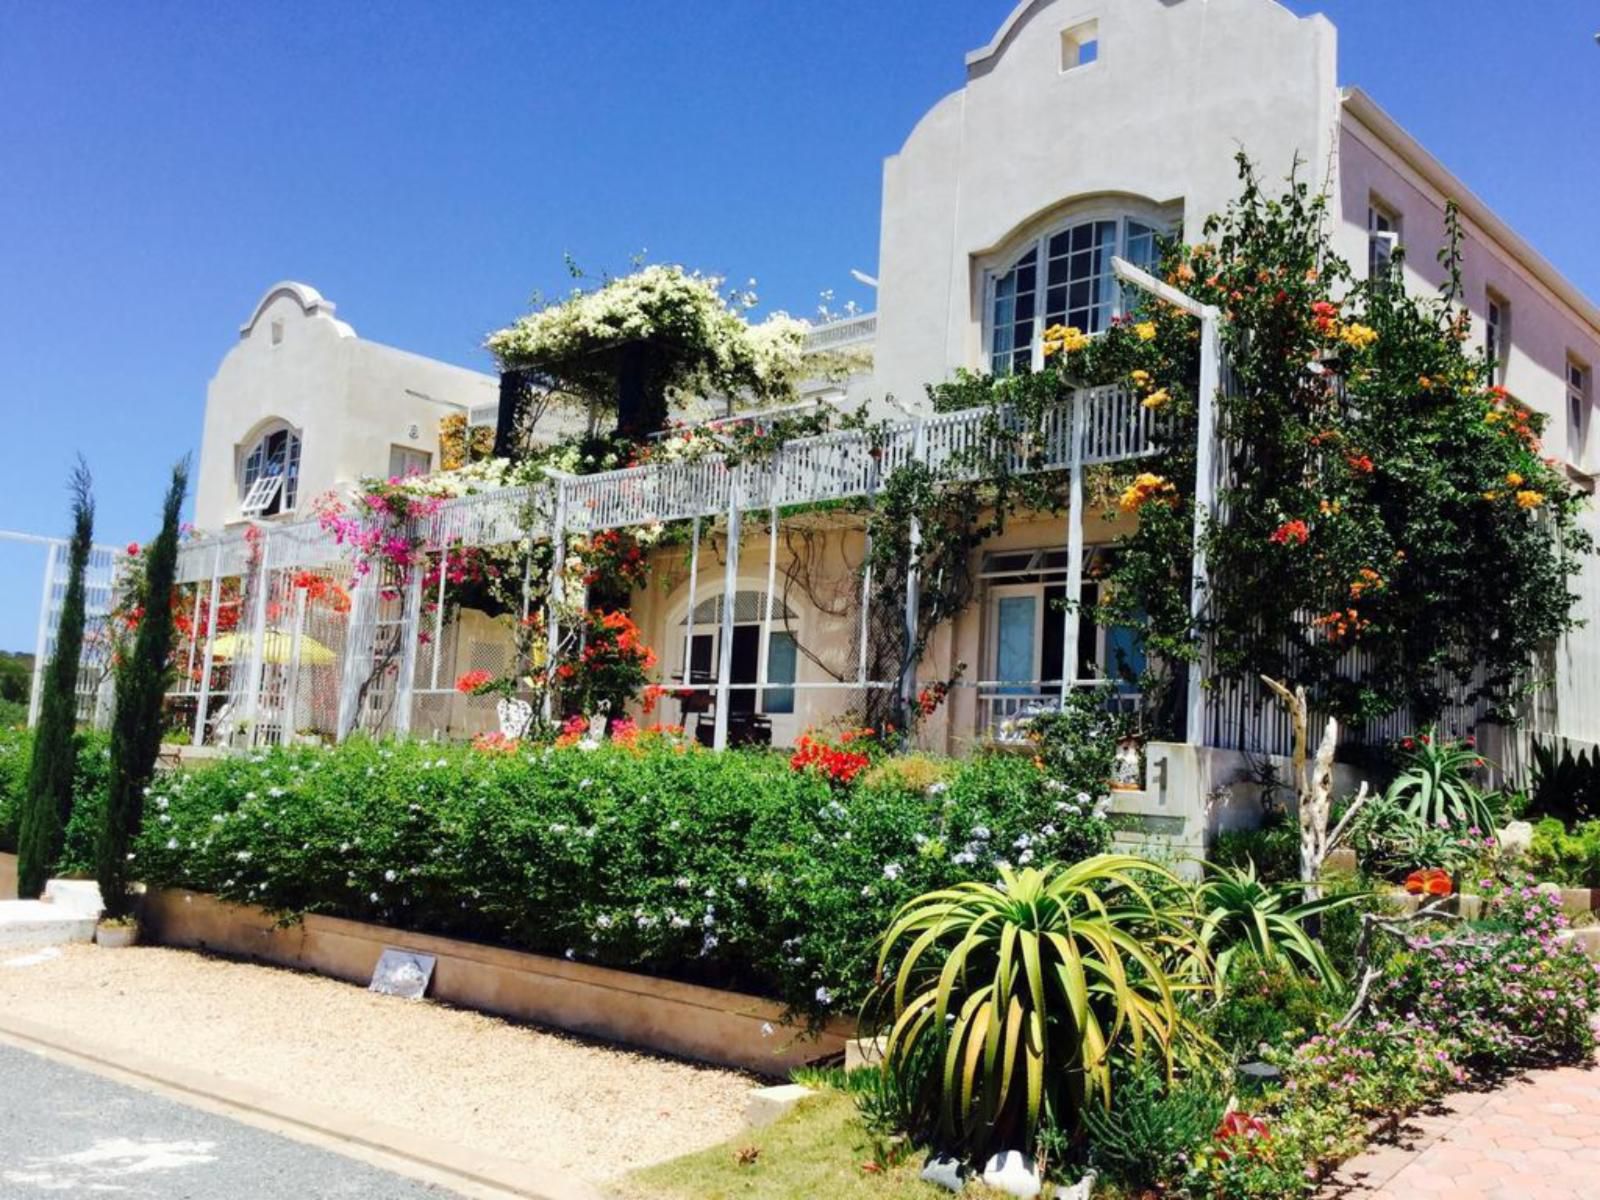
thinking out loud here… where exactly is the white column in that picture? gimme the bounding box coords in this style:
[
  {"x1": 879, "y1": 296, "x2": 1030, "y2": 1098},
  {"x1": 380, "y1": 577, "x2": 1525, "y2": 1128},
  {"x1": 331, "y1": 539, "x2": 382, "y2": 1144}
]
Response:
[
  {"x1": 900, "y1": 421, "x2": 926, "y2": 715},
  {"x1": 682, "y1": 516, "x2": 701, "y2": 689},
  {"x1": 241, "y1": 534, "x2": 273, "y2": 747},
  {"x1": 1186, "y1": 313, "x2": 1222, "y2": 745},
  {"x1": 191, "y1": 546, "x2": 222, "y2": 746},
  {"x1": 757, "y1": 485, "x2": 779, "y2": 714},
  {"x1": 712, "y1": 472, "x2": 742, "y2": 751},
  {"x1": 27, "y1": 542, "x2": 57, "y2": 727},
  {"x1": 336, "y1": 572, "x2": 377, "y2": 743},
  {"x1": 430, "y1": 546, "x2": 449, "y2": 691},
  {"x1": 391, "y1": 565, "x2": 424, "y2": 738},
  {"x1": 543, "y1": 481, "x2": 567, "y2": 725},
  {"x1": 283, "y1": 585, "x2": 308, "y2": 743},
  {"x1": 1062, "y1": 390, "x2": 1086, "y2": 704}
]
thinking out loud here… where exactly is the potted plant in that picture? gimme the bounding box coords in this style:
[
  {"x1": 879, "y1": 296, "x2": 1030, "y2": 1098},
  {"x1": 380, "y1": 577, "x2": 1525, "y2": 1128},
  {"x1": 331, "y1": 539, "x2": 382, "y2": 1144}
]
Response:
[{"x1": 95, "y1": 914, "x2": 139, "y2": 949}]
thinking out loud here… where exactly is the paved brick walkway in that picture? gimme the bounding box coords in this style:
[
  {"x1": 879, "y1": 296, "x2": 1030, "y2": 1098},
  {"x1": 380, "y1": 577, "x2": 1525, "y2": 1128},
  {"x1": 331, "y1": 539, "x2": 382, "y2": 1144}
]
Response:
[{"x1": 1329, "y1": 1063, "x2": 1600, "y2": 1198}]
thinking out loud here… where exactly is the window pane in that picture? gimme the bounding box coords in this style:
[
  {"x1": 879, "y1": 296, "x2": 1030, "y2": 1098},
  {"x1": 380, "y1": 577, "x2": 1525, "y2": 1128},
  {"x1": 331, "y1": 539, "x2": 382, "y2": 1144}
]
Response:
[
  {"x1": 764, "y1": 632, "x2": 797, "y2": 714},
  {"x1": 995, "y1": 595, "x2": 1036, "y2": 693}
]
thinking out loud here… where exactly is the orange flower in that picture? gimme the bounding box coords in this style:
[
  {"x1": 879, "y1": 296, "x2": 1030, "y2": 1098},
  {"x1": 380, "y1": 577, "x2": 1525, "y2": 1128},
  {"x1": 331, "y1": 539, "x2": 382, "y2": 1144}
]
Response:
[{"x1": 1404, "y1": 868, "x2": 1453, "y2": 897}]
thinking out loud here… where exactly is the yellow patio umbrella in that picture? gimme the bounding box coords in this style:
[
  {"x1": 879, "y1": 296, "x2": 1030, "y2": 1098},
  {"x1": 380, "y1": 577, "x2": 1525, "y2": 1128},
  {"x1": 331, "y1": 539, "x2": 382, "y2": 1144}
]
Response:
[{"x1": 206, "y1": 629, "x2": 337, "y2": 667}]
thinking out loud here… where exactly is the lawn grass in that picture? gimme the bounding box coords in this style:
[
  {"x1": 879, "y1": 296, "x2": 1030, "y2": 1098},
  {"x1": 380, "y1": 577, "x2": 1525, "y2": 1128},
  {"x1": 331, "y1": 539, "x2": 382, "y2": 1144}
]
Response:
[{"x1": 617, "y1": 1089, "x2": 1028, "y2": 1200}]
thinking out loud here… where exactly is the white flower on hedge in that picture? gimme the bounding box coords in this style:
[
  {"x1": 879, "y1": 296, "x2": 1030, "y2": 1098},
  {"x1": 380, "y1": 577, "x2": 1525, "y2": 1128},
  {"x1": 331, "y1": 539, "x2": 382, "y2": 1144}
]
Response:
[
  {"x1": 166, "y1": 838, "x2": 178, "y2": 850},
  {"x1": 926, "y1": 781, "x2": 948, "y2": 796},
  {"x1": 1041, "y1": 824, "x2": 1057, "y2": 837},
  {"x1": 675, "y1": 877, "x2": 692, "y2": 890},
  {"x1": 1074, "y1": 792, "x2": 1091, "y2": 806},
  {"x1": 268, "y1": 787, "x2": 284, "y2": 798},
  {"x1": 971, "y1": 825, "x2": 991, "y2": 841},
  {"x1": 882, "y1": 863, "x2": 902, "y2": 881},
  {"x1": 158, "y1": 813, "x2": 170, "y2": 824},
  {"x1": 1013, "y1": 833, "x2": 1033, "y2": 850},
  {"x1": 951, "y1": 850, "x2": 976, "y2": 866},
  {"x1": 245, "y1": 791, "x2": 256, "y2": 801},
  {"x1": 211, "y1": 814, "x2": 225, "y2": 824},
  {"x1": 369, "y1": 892, "x2": 380, "y2": 902},
  {"x1": 595, "y1": 914, "x2": 613, "y2": 929},
  {"x1": 1093, "y1": 797, "x2": 1113, "y2": 818},
  {"x1": 384, "y1": 869, "x2": 397, "y2": 882},
  {"x1": 701, "y1": 933, "x2": 718, "y2": 954},
  {"x1": 235, "y1": 850, "x2": 252, "y2": 862},
  {"x1": 815, "y1": 986, "x2": 832, "y2": 1006},
  {"x1": 1018, "y1": 850, "x2": 1034, "y2": 864},
  {"x1": 736, "y1": 875, "x2": 747, "y2": 888},
  {"x1": 860, "y1": 884, "x2": 873, "y2": 897},
  {"x1": 156, "y1": 796, "x2": 169, "y2": 810}
]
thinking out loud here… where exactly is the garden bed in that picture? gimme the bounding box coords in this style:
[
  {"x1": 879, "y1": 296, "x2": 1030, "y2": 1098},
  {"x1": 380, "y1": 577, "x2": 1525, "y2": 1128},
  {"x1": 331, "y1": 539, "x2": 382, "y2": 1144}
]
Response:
[{"x1": 139, "y1": 885, "x2": 852, "y2": 1074}]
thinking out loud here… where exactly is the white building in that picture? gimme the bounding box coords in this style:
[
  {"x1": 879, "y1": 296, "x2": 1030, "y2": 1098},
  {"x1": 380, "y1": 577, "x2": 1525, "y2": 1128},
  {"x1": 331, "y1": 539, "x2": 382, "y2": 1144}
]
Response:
[
  {"x1": 193, "y1": 282, "x2": 499, "y2": 531},
  {"x1": 115, "y1": 0, "x2": 1597, "y2": 795}
]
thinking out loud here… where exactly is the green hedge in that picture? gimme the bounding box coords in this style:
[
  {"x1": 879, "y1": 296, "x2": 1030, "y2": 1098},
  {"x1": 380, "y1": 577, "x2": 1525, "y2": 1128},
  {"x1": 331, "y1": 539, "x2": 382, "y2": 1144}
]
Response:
[
  {"x1": 134, "y1": 738, "x2": 1113, "y2": 1020},
  {"x1": 0, "y1": 727, "x2": 108, "y2": 872}
]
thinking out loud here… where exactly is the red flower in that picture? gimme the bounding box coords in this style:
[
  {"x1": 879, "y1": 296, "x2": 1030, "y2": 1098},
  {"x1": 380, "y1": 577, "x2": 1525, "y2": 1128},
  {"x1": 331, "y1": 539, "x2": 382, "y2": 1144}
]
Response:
[
  {"x1": 1346, "y1": 453, "x2": 1375, "y2": 474},
  {"x1": 454, "y1": 669, "x2": 495, "y2": 695},
  {"x1": 1269, "y1": 519, "x2": 1310, "y2": 547},
  {"x1": 126, "y1": 542, "x2": 140, "y2": 557},
  {"x1": 1404, "y1": 868, "x2": 1453, "y2": 897},
  {"x1": 1215, "y1": 1111, "x2": 1272, "y2": 1160}
]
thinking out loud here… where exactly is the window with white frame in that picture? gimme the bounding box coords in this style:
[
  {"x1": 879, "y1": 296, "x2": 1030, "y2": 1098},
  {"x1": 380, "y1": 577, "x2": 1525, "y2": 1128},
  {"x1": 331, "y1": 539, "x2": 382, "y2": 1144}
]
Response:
[
  {"x1": 979, "y1": 549, "x2": 1144, "y2": 726},
  {"x1": 988, "y1": 214, "x2": 1164, "y2": 375},
  {"x1": 1570, "y1": 358, "x2": 1592, "y2": 464},
  {"x1": 1486, "y1": 294, "x2": 1510, "y2": 385},
  {"x1": 676, "y1": 590, "x2": 799, "y2": 717},
  {"x1": 1367, "y1": 201, "x2": 1400, "y2": 282},
  {"x1": 239, "y1": 424, "x2": 301, "y2": 518},
  {"x1": 389, "y1": 445, "x2": 431, "y2": 480}
]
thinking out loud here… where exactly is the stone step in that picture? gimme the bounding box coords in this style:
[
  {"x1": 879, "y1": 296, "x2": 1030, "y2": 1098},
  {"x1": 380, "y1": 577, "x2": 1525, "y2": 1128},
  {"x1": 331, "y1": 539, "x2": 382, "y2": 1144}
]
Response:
[{"x1": 0, "y1": 900, "x2": 98, "y2": 948}]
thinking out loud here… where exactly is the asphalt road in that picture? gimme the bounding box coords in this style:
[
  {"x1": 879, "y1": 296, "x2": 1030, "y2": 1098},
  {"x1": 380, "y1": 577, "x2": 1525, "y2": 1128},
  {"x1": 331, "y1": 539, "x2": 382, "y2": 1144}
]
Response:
[{"x1": 0, "y1": 1040, "x2": 460, "y2": 1198}]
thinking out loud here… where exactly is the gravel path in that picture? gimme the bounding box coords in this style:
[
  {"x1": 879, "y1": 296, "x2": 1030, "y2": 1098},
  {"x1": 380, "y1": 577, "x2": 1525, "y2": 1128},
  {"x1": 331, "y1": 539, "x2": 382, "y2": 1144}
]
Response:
[
  {"x1": 0, "y1": 1039, "x2": 456, "y2": 1198},
  {"x1": 0, "y1": 944, "x2": 755, "y2": 1184}
]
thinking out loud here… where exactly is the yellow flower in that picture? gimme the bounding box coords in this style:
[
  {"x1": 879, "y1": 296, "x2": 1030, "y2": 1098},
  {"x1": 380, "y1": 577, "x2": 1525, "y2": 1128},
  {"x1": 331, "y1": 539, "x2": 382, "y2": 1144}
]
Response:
[
  {"x1": 1130, "y1": 369, "x2": 1151, "y2": 387},
  {"x1": 1042, "y1": 324, "x2": 1089, "y2": 357},
  {"x1": 1418, "y1": 376, "x2": 1432, "y2": 390},
  {"x1": 1505, "y1": 472, "x2": 1524, "y2": 487},
  {"x1": 1141, "y1": 389, "x2": 1171, "y2": 410},
  {"x1": 1339, "y1": 322, "x2": 1379, "y2": 350},
  {"x1": 1134, "y1": 321, "x2": 1158, "y2": 343},
  {"x1": 1119, "y1": 472, "x2": 1177, "y2": 513},
  {"x1": 1485, "y1": 411, "x2": 1503, "y2": 425},
  {"x1": 1482, "y1": 491, "x2": 1500, "y2": 501},
  {"x1": 1515, "y1": 490, "x2": 1545, "y2": 510}
]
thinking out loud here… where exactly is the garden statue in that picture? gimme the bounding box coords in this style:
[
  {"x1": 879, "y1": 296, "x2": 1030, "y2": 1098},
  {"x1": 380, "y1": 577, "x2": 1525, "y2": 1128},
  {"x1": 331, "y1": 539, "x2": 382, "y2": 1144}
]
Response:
[
  {"x1": 497, "y1": 695, "x2": 533, "y2": 741},
  {"x1": 1110, "y1": 735, "x2": 1143, "y2": 792}
]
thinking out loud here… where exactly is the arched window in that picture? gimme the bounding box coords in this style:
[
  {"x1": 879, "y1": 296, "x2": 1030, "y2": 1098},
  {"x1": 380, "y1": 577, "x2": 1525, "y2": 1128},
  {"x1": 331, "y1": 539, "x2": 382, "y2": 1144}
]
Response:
[
  {"x1": 239, "y1": 423, "x2": 302, "y2": 517},
  {"x1": 988, "y1": 214, "x2": 1164, "y2": 375}
]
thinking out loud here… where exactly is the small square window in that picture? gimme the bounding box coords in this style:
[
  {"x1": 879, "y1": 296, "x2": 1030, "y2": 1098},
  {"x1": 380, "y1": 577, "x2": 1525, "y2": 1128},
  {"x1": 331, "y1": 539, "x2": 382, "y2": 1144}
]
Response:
[
  {"x1": 1368, "y1": 201, "x2": 1400, "y2": 282},
  {"x1": 1486, "y1": 293, "x2": 1510, "y2": 385},
  {"x1": 389, "y1": 445, "x2": 431, "y2": 479},
  {"x1": 1569, "y1": 358, "x2": 1592, "y2": 462},
  {"x1": 1061, "y1": 21, "x2": 1099, "y2": 72}
]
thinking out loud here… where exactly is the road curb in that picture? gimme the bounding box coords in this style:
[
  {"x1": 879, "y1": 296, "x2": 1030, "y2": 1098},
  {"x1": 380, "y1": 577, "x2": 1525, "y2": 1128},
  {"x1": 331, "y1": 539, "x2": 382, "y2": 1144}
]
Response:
[{"x1": 0, "y1": 1013, "x2": 602, "y2": 1200}]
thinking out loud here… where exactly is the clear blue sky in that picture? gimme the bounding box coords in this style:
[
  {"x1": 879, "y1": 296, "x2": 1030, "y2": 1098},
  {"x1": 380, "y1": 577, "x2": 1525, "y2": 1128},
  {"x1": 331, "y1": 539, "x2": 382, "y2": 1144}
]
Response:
[{"x1": 1, "y1": 1, "x2": 1596, "y2": 655}]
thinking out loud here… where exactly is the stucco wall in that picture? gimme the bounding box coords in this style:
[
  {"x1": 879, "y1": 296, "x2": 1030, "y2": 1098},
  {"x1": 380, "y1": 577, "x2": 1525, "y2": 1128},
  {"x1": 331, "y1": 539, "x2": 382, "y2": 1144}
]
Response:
[
  {"x1": 874, "y1": 0, "x2": 1339, "y2": 409},
  {"x1": 194, "y1": 283, "x2": 497, "y2": 531},
  {"x1": 1335, "y1": 115, "x2": 1600, "y2": 476}
]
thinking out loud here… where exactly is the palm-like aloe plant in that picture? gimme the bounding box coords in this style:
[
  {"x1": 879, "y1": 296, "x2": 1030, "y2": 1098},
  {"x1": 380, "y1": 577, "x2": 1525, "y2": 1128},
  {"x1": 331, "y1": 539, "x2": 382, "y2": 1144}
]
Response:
[
  {"x1": 1197, "y1": 860, "x2": 1361, "y2": 991},
  {"x1": 1386, "y1": 729, "x2": 1499, "y2": 832},
  {"x1": 871, "y1": 855, "x2": 1210, "y2": 1158}
]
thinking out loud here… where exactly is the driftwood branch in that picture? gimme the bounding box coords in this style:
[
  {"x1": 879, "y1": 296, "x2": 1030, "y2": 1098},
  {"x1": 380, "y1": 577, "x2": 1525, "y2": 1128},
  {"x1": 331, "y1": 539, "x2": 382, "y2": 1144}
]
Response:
[{"x1": 1335, "y1": 898, "x2": 1463, "y2": 1029}]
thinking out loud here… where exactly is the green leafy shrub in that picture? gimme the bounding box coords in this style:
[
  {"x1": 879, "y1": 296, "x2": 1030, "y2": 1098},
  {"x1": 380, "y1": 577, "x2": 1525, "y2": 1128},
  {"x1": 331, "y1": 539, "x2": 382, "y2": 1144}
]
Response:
[
  {"x1": 1384, "y1": 730, "x2": 1499, "y2": 833},
  {"x1": 1370, "y1": 871, "x2": 1600, "y2": 1073},
  {"x1": 134, "y1": 737, "x2": 1114, "y2": 1022},
  {"x1": 1, "y1": 727, "x2": 109, "y2": 873},
  {"x1": 871, "y1": 857, "x2": 1209, "y2": 1160},
  {"x1": 1527, "y1": 737, "x2": 1600, "y2": 825},
  {"x1": 1080, "y1": 1060, "x2": 1226, "y2": 1193},
  {"x1": 1185, "y1": 1021, "x2": 1463, "y2": 1199},
  {"x1": 1348, "y1": 793, "x2": 1489, "y2": 882},
  {"x1": 1526, "y1": 817, "x2": 1600, "y2": 887},
  {"x1": 1202, "y1": 952, "x2": 1336, "y2": 1060},
  {"x1": 1197, "y1": 862, "x2": 1361, "y2": 990},
  {"x1": 1210, "y1": 814, "x2": 1299, "y2": 885}
]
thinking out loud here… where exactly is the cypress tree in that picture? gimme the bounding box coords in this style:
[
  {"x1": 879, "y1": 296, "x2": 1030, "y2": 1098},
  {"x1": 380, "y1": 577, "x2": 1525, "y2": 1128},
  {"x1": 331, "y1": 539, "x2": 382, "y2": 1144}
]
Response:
[
  {"x1": 18, "y1": 461, "x2": 94, "y2": 898},
  {"x1": 98, "y1": 459, "x2": 188, "y2": 920}
]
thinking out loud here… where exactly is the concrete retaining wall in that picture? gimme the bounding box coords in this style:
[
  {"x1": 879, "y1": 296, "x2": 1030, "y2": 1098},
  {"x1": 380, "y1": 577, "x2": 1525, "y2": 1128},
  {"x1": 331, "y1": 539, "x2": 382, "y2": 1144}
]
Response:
[{"x1": 138, "y1": 888, "x2": 852, "y2": 1076}]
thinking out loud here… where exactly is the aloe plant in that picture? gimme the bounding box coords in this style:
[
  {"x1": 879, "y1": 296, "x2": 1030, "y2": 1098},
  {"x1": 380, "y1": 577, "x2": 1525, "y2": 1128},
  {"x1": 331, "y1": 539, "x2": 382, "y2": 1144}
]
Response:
[
  {"x1": 1197, "y1": 860, "x2": 1361, "y2": 992},
  {"x1": 1386, "y1": 729, "x2": 1499, "y2": 832},
  {"x1": 871, "y1": 855, "x2": 1210, "y2": 1157}
]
